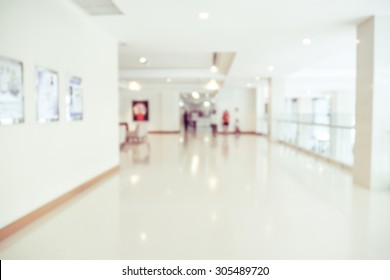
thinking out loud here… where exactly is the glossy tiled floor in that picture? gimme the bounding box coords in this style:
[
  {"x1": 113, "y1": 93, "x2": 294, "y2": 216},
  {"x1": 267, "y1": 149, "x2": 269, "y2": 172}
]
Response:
[{"x1": 1, "y1": 131, "x2": 390, "y2": 259}]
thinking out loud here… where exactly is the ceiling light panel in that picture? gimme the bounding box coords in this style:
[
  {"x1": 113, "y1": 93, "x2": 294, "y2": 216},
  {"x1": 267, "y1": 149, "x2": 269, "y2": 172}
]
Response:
[
  {"x1": 210, "y1": 65, "x2": 218, "y2": 73},
  {"x1": 192, "y1": 91, "x2": 200, "y2": 99},
  {"x1": 198, "y1": 12, "x2": 210, "y2": 20},
  {"x1": 205, "y1": 79, "x2": 220, "y2": 91},
  {"x1": 72, "y1": 0, "x2": 123, "y2": 16},
  {"x1": 139, "y1": 57, "x2": 148, "y2": 64},
  {"x1": 128, "y1": 81, "x2": 141, "y2": 91}
]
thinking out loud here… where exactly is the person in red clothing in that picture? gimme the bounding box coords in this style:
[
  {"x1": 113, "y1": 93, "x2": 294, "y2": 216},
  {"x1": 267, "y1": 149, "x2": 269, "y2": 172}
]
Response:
[{"x1": 222, "y1": 110, "x2": 230, "y2": 133}]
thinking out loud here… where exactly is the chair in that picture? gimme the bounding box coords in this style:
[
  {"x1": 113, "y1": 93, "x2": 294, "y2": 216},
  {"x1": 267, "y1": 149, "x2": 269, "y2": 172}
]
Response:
[
  {"x1": 119, "y1": 122, "x2": 129, "y2": 150},
  {"x1": 126, "y1": 123, "x2": 148, "y2": 143}
]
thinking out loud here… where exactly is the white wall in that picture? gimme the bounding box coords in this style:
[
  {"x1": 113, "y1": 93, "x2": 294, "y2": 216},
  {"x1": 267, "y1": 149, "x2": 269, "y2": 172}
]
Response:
[
  {"x1": 120, "y1": 87, "x2": 256, "y2": 133},
  {"x1": 0, "y1": 0, "x2": 119, "y2": 228},
  {"x1": 217, "y1": 88, "x2": 256, "y2": 132},
  {"x1": 120, "y1": 89, "x2": 179, "y2": 132},
  {"x1": 120, "y1": 90, "x2": 161, "y2": 131},
  {"x1": 160, "y1": 91, "x2": 180, "y2": 131}
]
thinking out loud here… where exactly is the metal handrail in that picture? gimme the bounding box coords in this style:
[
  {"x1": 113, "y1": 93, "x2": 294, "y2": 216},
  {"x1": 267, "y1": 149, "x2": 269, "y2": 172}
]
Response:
[{"x1": 277, "y1": 119, "x2": 355, "y2": 130}]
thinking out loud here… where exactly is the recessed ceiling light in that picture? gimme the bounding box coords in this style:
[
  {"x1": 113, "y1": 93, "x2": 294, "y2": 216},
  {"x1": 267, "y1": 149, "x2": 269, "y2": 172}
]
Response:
[
  {"x1": 166, "y1": 78, "x2": 172, "y2": 83},
  {"x1": 356, "y1": 39, "x2": 361, "y2": 44},
  {"x1": 205, "y1": 79, "x2": 219, "y2": 91},
  {"x1": 210, "y1": 65, "x2": 218, "y2": 73},
  {"x1": 130, "y1": 174, "x2": 139, "y2": 184},
  {"x1": 139, "y1": 57, "x2": 148, "y2": 64},
  {"x1": 128, "y1": 81, "x2": 141, "y2": 91},
  {"x1": 192, "y1": 91, "x2": 200, "y2": 99},
  {"x1": 255, "y1": 76, "x2": 260, "y2": 81},
  {"x1": 203, "y1": 101, "x2": 210, "y2": 107},
  {"x1": 246, "y1": 83, "x2": 252, "y2": 88},
  {"x1": 268, "y1": 66, "x2": 275, "y2": 71},
  {"x1": 140, "y1": 232, "x2": 147, "y2": 241},
  {"x1": 302, "y1": 38, "x2": 311, "y2": 45},
  {"x1": 198, "y1": 12, "x2": 210, "y2": 20}
]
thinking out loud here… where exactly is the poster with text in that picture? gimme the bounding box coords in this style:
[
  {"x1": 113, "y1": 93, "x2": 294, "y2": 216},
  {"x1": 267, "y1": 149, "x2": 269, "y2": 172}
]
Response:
[
  {"x1": 36, "y1": 67, "x2": 59, "y2": 123},
  {"x1": 0, "y1": 56, "x2": 24, "y2": 125},
  {"x1": 66, "y1": 76, "x2": 83, "y2": 121},
  {"x1": 132, "y1": 100, "x2": 149, "y2": 122}
]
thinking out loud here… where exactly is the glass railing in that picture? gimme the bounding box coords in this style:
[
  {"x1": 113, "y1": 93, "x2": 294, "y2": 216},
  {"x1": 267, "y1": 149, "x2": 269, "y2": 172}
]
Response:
[{"x1": 278, "y1": 114, "x2": 355, "y2": 166}]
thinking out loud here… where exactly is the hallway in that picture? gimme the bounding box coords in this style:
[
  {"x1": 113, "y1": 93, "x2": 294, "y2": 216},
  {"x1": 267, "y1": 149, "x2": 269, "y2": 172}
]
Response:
[{"x1": 1, "y1": 133, "x2": 390, "y2": 259}]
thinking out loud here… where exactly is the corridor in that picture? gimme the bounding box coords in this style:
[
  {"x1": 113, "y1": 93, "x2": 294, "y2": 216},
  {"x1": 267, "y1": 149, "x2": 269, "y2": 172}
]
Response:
[{"x1": 1, "y1": 133, "x2": 389, "y2": 259}]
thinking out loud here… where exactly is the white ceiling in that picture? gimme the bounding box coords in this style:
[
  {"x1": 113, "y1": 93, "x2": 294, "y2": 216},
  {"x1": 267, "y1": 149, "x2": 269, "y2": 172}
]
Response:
[
  {"x1": 118, "y1": 51, "x2": 212, "y2": 69},
  {"x1": 285, "y1": 46, "x2": 357, "y2": 96},
  {"x1": 72, "y1": 0, "x2": 390, "y2": 91},
  {"x1": 73, "y1": 0, "x2": 122, "y2": 15}
]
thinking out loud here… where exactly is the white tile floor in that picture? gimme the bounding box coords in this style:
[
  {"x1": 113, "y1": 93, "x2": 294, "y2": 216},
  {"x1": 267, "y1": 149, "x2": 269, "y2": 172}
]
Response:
[{"x1": 1, "y1": 132, "x2": 390, "y2": 259}]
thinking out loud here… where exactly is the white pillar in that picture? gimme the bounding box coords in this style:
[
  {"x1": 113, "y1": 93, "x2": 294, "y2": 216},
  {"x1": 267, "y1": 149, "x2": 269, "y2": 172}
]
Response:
[{"x1": 354, "y1": 16, "x2": 390, "y2": 190}]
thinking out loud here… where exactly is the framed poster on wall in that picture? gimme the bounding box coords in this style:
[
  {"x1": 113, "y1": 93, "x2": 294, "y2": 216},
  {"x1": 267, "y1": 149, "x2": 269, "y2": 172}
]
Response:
[
  {"x1": 36, "y1": 67, "x2": 59, "y2": 123},
  {"x1": 132, "y1": 100, "x2": 149, "y2": 122},
  {"x1": 66, "y1": 76, "x2": 83, "y2": 121},
  {"x1": 0, "y1": 56, "x2": 24, "y2": 125}
]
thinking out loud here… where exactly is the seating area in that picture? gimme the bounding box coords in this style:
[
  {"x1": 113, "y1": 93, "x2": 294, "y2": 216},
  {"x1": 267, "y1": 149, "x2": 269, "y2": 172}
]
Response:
[
  {"x1": 120, "y1": 123, "x2": 148, "y2": 148},
  {"x1": 127, "y1": 123, "x2": 148, "y2": 143}
]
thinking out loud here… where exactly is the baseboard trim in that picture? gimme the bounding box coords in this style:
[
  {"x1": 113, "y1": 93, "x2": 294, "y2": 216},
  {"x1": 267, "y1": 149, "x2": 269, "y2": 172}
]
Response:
[
  {"x1": 217, "y1": 131, "x2": 258, "y2": 135},
  {"x1": 148, "y1": 131, "x2": 180, "y2": 134},
  {"x1": 148, "y1": 131, "x2": 259, "y2": 135},
  {"x1": 0, "y1": 165, "x2": 120, "y2": 242}
]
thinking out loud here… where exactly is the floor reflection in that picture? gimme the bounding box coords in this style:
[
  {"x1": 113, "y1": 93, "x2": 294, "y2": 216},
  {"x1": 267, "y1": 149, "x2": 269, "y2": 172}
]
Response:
[{"x1": 1, "y1": 131, "x2": 390, "y2": 259}]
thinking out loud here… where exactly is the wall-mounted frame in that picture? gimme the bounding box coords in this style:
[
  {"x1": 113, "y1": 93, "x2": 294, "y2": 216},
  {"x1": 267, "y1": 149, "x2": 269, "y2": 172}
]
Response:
[
  {"x1": 0, "y1": 56, "x2": 24, "y2": 125},
  {"x1": 36, "y1": 67, "x2": 59, "y2": 123},
  {"x1": 66, "y1": 76, "x2": 83, "y2": 121},
  {"x1": 132, "y1": 100, "x2": 149, "y2": 122}
]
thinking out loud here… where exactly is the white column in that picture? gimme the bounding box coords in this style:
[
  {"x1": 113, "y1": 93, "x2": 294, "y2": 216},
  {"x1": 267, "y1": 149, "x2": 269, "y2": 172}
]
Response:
[{"x1": 354, "y1": 16, "x2": 390, "y2": 190}]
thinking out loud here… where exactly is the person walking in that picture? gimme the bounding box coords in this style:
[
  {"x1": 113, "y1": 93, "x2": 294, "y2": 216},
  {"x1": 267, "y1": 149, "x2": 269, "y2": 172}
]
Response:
[
  {"x1": 210, "y1": 110, "x2": 218, "y2": 136},
  {"x1": 222, "y1": 110, "x2": 230, "y2": 134},
  {"x1": 183, "y1": 110, "x2": 189, "y2": 131},
  {"x1": 234, "y1": 107, "x2": 241, "y2": 134}
]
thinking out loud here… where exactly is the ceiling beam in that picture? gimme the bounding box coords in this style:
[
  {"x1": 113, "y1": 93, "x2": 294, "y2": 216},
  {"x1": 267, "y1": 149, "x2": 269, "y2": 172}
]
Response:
[{"x1": 119, "y1": 69, "x2": 226, "y2": 80}]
